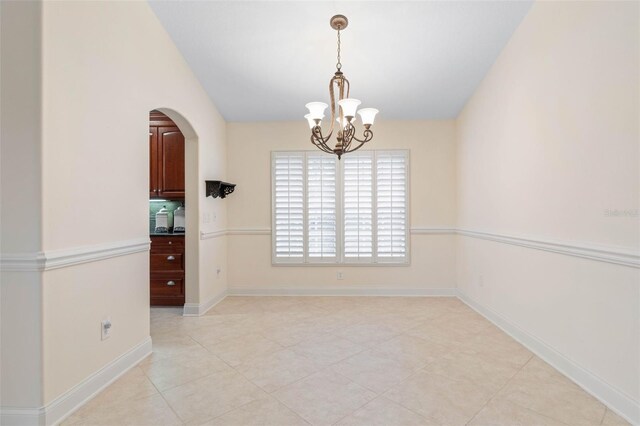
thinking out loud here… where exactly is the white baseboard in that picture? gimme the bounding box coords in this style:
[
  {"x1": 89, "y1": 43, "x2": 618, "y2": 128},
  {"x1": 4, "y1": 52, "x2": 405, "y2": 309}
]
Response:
[
  {"x1": 227, "y1": 287, "x2": 457, "y2": 297},
  {"x1": 457, "y1": 290, "x2": 639, "y2": 425},
  {"x1": 0, "y1": 407, "x2": 44, "y2": 426},
  {"x1": 183, "y1": 290, "x2": 227, "y2": 316},
  {"x1": 0, "y1": 337, "x2": 152, "y2": 426}
]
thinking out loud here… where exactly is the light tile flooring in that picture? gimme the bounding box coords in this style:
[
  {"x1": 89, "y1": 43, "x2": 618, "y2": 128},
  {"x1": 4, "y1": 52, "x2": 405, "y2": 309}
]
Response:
[{"x1": 64, "y1": 297, "x2": 629, "y2": 426}]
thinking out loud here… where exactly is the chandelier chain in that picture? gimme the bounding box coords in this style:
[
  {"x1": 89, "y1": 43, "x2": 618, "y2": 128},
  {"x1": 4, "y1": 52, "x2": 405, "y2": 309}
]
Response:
[{"x1": 336, "y1": 28, "x2": 342, "y2": 71}]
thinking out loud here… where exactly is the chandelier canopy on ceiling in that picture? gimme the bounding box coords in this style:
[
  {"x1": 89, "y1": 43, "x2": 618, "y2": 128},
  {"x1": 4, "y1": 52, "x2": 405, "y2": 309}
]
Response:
[{"x1": 305, "y1": 15, "x2": 379, "y2": 160}]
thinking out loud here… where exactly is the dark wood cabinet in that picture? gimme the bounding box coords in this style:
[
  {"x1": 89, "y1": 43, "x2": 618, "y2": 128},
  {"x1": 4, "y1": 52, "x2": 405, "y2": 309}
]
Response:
[
  {"x1": 149, "y1": 111, "x2": 184, "y2": 199},
  {"x1": 158, "y1": 127, "x2": 185, "y2": 199},
  {"x1": 150, "y1": 235, "x2": 185, "y2": 306},
  {"x1": 149, "y1": 111, "x2": 185, "y2": 306},
  {"x1": 149, "y1": 127, "x2": 159, "y2": 198}
]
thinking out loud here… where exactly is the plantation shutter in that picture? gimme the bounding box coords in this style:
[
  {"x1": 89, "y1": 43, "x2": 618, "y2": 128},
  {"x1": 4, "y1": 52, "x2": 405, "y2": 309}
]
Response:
[
  {"x1": 376, "y1": 151, "x2": 408, "y2": 261},
  {"x1": 272, "y1": 152, "x2": 305, "y2": 261},
  {"x1": 307, "y1": 154, "x2": 337, "y2": 260},
  {"x1": 343, "y1": 152, "x2": 374, "y2": 259},
  {"x1": 272, "y1": 150, "x2": 408, "y2": 264}
]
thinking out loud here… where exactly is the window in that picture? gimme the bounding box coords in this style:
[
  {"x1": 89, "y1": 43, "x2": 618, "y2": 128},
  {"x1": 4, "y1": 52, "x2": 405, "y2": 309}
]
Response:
[{"x1": 272, "y1": 150, "x2": 409, "y2": 264}]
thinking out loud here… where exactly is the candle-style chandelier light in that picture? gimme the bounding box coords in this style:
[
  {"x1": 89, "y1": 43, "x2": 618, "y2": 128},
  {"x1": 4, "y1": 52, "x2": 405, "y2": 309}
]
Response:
[{"x1": 304, "y1": 15, "x2": 379, "y2": 159}]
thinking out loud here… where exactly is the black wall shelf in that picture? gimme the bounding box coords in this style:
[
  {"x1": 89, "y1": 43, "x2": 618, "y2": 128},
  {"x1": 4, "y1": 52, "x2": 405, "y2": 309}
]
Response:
[{"x1": 205, "y1": 181, "x2": 236, "y2": 199}]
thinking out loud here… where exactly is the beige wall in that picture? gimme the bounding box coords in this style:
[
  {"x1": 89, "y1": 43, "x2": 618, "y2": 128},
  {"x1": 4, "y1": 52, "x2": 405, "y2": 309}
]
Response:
[
  {"x1": 227, "y1": 120, "x2": 457, "y2": 292},
  {"x1": 2, "y1": 0, "x2": 638, "y2": 422},
  {"x1": 1, "y1": 0, "x2": 228, "y2": 409},
  {"x1": 456, "y1": 0, "x2": 639, "y2": 416},
  {"x1": 0, "y1": 1, "x2": 45, "y2": 409}
]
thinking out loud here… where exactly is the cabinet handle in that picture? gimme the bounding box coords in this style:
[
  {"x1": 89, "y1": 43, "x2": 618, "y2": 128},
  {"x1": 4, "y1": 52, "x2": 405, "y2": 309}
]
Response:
[
  {"x1": 166, "y1": 281, "x2": 176, "y2": 286},
  {"x1": 167, "y1": 255, "x2": 175, "y2": 261},
  {"x1": 168, "y1": 241, "x2": 172, "y2": 245}
]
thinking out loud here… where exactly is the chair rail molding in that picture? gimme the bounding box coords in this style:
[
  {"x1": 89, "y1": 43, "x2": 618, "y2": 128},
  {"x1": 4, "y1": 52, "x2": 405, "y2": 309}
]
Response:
[
  {"x1": 410, "y1": 227, "x2": 457, "y2": 234},
  {"x1": 227, "y1": 228, "x2": 271, "y2": 236},
  {"x1": 223, "y1": 226, "x2": 637, "y2": 268},
  {"x1": 0, "y1": 238, "x2": 150, "y2": 272},
  {"x1": 457, "y1": 228, "x2": 639, "y2": 269},
  {"x1": 199, "y1": 229, "x2": 228, "y2": 240}
]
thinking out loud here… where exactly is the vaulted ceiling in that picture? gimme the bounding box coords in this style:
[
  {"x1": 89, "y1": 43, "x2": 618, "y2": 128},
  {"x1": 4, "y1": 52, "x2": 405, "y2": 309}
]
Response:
[{"x1": 149, "y1": 1, "x2": 533, "y2": 122}]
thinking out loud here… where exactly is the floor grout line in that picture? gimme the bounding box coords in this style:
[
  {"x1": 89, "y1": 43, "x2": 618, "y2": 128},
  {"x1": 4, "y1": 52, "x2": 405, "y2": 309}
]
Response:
[
  {"x1": 462, "y1": 354, "x2": 532, "y2": 426},
  {"x1": 376, "y1": 367, "x2": 444, "y2": 424},
  {"x1": 103, "y1": 299, "x2": 615, "y2": 426}
]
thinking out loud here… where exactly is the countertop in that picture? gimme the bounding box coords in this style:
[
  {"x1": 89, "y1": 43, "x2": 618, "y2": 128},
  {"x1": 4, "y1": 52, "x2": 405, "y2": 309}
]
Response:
[{"x1": 150, "y1": 232, "x2": 185, "y2": 237}]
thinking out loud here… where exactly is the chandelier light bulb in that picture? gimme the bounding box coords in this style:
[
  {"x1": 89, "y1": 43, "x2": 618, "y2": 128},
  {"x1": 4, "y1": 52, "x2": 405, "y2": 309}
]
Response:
[
  {"x1": 336, "y1": 116, "x2": 356, "y2": 129},
  {"x1": 337, "y1": 98, "x2": 361, "y2": 119},
  {"x1": 305, "y1": 102, "x2": 328, "y2": 120},
  {"x1": 304, "y1": 114, "x2": 318, "y2": 129},
  {"x1": 358, "y1": 108, "x2": 379, "y2": 126}
]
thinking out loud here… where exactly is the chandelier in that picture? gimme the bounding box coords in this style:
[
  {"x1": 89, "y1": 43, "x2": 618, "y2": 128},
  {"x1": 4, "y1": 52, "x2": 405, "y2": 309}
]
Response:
[{"x1": 304, "y1": 15, "x2": 378, "y2": 159}]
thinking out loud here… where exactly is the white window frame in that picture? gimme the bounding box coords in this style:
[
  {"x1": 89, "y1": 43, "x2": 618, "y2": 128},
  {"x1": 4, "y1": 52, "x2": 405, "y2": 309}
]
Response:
[{"x1": 271, "y1": 150, "x2": 410, "y2": 266}]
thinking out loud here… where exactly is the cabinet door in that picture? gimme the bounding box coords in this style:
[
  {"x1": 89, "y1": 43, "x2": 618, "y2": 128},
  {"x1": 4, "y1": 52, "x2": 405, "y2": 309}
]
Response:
[
  {"x1": 157, "y1": 126, "x2": 185, "y2": 199},
  {"x1": 149, "y1": 127, "x2": 159, "y2": 198}
]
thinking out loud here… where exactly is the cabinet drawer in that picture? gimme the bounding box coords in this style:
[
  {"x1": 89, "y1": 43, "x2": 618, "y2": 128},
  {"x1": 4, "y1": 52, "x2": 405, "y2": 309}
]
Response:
[
  {"x1": 150, "y1": 253, "x2": 183, "y2": 271},
  {"x1": 150, "y1": 237, "x2": 184, "y2": 253},
  {"x1": 150, "y1": 277, "x2": 184, "y2": 297}
]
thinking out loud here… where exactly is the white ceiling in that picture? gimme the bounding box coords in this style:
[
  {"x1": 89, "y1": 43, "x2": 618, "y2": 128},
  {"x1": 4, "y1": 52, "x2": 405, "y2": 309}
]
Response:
[{"x1": 148, "y1": 1, "x2": 533, "y2": 122}]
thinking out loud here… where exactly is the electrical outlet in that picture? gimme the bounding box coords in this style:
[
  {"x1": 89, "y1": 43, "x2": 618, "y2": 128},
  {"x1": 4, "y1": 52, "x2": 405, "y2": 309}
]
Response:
[
  {"x1": 478, "y1": 274, "x2": 484, "y2": 288},
  {"x1": 212, "y1": 213, "x2": 217, "y2": 222},
  {"x1": 337, "y1": 271, "x2": 344, "y2": 280},
  {"x1": 101, "y1": 318, "x2": 112, "y2": 341},
  {"x1": 203, "y1": 213, "x2": 211, "y2": 224},
  {"x1": 216, "y1": 267, "x2": 221, "y2": 278}
]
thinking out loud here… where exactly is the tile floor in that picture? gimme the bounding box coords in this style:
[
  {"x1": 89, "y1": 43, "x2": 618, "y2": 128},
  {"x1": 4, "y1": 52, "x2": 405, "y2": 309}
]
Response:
[{"x1": 63, "y1": 297, "x2": 629, "y2": 426}]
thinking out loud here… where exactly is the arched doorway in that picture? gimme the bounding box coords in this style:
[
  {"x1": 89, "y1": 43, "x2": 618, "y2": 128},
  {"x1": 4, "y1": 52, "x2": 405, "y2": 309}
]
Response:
[{"x1": 148, "y1": 107, "x2": 199, "y2": 315}]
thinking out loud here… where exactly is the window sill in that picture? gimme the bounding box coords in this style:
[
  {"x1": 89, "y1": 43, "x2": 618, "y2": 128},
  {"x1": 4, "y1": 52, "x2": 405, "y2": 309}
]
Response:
[{"x1": 271, "y1": 261, "x2": 411, "y2": 267}]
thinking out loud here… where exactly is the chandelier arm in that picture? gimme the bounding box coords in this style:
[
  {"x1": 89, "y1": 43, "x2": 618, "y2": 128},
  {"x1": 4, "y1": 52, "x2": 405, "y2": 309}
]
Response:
[
  {"x1": 341, "y1": 123, "x2": 356, "y2": 151},
  {"x1": 349, "y1": 128, "x2": 374, "y2": 144},
  {"x1": 332, "y1": 75, "x2": 351, "y2": 132},
  {"x1": 337, "y1": 79, "x2": 342, "y2": 127},
  {"x1": 311, "y1": 134, "x2": 335, "y2": 154},
  {"x1": 311, "y1": 138, "x2": 334, "y2": 155},
  {"x1": 328, "y1": 76, "x2": 341, "y2": 135},
  {"x1": 314, "y1": 142, "x2": 335, "y2": 155},
  {"x1": 312, "y1": 125, "x2": 334, "y2": 144},
  {"x1": 343, "y1": 127, "x2": 372, "y2": 154},
  {"x1": 311, "y1": 126, "x2": 335, "y2": 152},
  {"x1": 344, "y1": 140, "x2": 367, "y2": 154}
]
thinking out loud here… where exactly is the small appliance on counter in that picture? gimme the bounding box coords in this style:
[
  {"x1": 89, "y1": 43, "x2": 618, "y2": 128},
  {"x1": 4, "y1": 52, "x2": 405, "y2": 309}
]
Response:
[
  {"x1": 173, "y1": 204, "x2": 185, "y2": 233},
  {"x1": 154, "y1": 206, "x2": 170, "y2": 233}
]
